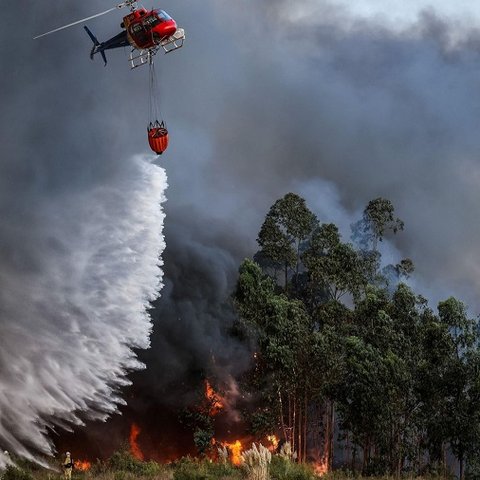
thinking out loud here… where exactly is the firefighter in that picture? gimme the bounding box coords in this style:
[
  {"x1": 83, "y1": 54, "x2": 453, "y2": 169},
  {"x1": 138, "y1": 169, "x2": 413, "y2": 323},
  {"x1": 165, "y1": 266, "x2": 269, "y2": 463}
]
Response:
[{"x1": 63, "y1": 452, "x2": 73, "y2": 480}]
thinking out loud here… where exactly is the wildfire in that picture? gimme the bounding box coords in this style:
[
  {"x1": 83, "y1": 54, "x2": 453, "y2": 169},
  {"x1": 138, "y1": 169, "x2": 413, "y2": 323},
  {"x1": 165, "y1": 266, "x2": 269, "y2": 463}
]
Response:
[
  {"x1": 313, "y1": 458, "x2": 328, "y2": 477},
  {"x1": 74, "y1": 460, "x2": 91, "y2": 471},
  {"x1": 222, "y1": 440, "x2": 243, "y2": 465},
  {"x1": 129, "y1": 423, "x2": 145, "y2": 461},
  {"x1": 267, "y1": 435, "x2": 279, "y2": 451},
  {"x1": 205, "y1": 380, "x2": 224, "y2": 415}
]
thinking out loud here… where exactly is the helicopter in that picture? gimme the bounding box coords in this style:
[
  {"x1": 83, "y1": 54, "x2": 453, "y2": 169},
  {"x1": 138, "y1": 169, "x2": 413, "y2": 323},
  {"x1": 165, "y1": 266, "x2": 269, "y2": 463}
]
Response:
[{"x1": 34, "y1": 0, "x2": 185, "y2": 68}]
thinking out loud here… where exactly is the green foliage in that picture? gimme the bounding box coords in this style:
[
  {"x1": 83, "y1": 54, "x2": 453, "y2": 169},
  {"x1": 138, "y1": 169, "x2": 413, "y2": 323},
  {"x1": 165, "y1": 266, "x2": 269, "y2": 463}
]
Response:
[
  {"x1": 303, "y1": 223, "x2": 368, "y2": 303},
  {"x1": 234, "y1": 192, "x2": 480, "y2": 478},
  {"x1": 193, "y1": 428, "x2": 215, "y2": 457},
  {"x1": 256, "y1": 193, "x2": 317, "y2": 288},
  {"x1": 1, "y1": 466, "x2": 33, "y2": 480},
  {"x1": 179, "y1": 386, "x2": 216, "y2": 457},
  {"x1": 108, "y1": 450, "x2": 161, "y2": 476},
  {"x1": 172, "y1": 457, "x2": 240, "y2": 480},
  {"x1": 269, "y1": 456, "x2": 314, "y2": 480},
  {"x1": 351, "y1": 197, "x2": 404, "y2": 251},
  {"x1": 248, "y1": 409, "x2": 277, "y2": 437}
]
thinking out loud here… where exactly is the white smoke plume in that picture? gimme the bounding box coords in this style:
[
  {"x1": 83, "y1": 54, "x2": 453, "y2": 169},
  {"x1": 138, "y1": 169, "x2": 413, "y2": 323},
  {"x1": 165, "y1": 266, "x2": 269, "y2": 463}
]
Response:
[{"x1": 0, "y1": 156, "x2": 167, "y2": 464}]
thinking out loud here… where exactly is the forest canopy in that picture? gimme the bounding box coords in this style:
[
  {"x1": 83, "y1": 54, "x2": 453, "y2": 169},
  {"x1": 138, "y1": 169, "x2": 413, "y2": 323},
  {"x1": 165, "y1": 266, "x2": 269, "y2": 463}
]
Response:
[{"x1": 232, "y1": 193, "x2": 480, "y2": 480}]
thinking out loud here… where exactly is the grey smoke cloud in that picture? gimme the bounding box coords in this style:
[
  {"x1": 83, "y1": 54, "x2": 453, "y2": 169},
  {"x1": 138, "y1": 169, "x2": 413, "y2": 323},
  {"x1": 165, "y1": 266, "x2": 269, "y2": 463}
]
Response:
[{"x1": 192, "y1": 0, "x2": 480, "y2": 309}]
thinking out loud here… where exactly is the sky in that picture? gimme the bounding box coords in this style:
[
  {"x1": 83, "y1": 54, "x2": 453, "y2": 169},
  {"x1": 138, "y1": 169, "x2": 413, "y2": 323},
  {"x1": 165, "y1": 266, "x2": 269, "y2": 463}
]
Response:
[{"x1": 3, "y1": 0, "x2": 480, "y2": 461}]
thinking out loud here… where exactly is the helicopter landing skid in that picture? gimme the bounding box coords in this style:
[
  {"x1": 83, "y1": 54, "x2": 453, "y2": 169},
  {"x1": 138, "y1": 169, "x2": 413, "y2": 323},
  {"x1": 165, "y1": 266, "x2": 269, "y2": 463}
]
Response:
[
  {"x1": 160, "y1": 28, "x2": 185, "y2": 53},
  {"x1": 129, "y1": 47, "x2": 158, "y2": 69}
]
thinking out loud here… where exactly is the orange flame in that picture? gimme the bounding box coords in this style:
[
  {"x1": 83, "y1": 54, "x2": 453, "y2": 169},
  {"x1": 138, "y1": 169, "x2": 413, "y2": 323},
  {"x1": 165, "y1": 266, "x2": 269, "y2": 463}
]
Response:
[
  {"x1": 129, "y1": 423, "x2": 144, "y2": 461},
  {"x1": 313, "y1": 457, "x2": 328, "y2": 476},
  {"x1": 74, "y1": 460, "x2": 91, "y2": 471},
  {"x1": 205, "y1": 380, "x2": 224, "y2": 416},
  {"x1": 222, "y1": 440, "x2": 243, "y2": 465},
  {"x1": 267, "y1": 435, "x2": 279, "y2": 451}
]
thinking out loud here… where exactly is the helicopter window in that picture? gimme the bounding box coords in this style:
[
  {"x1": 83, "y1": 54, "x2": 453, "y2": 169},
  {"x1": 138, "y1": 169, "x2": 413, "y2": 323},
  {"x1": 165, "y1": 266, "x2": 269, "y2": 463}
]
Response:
[
  {"x1": 131, "y1": 23, "x2": 144, "y2": 33},
  {"x1": 143, "y1": 15, "x2": 161, "y2": 27},
  {"x1": 157, "y1": 10, "x2": 172, "y2": 21}
]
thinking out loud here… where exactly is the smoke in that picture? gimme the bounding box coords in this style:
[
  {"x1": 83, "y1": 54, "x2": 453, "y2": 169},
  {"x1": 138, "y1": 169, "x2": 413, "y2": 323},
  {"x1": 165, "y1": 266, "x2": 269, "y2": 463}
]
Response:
[
  {"x1": 190, "y1": 0, "x2": 480, "y2": 311},
  {"x1": 0, "y1": 157, "x2": 167, "y2": 462}
]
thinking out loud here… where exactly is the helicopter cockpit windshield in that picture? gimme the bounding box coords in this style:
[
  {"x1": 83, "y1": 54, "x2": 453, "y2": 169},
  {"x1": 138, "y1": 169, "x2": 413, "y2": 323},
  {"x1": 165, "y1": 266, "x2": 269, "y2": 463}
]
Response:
[{"x1": 157, "y1": 10, "x2": 172, "y2": 22}]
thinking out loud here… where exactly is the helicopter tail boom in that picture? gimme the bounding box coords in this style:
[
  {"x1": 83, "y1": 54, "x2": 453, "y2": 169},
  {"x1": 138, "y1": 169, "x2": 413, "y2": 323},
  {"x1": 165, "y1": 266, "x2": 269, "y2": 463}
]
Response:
[{"x1": 84, "y1": 26, "x2": 108, "y2": 65}]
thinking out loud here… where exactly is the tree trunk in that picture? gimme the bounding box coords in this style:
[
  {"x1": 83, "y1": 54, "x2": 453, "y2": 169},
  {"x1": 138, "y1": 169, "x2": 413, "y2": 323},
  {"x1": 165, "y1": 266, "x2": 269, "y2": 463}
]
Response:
[
  {"x1": 298, "y1": 398, "x2": 302, "y2": 462},
  {"x1": 395, "y1": 429, "x2": 402, "y2": 479},
  {"x1": 352, "y1": 443, "x2": 357, "y2": 474},
  {"x1": 328, "y1": 402, "x2": 335, "y2": 470},
  {"x1": 345, "y1": 431, "x2": 351, "y2": 468},
  {"x1": 322, "y1": 400, "x2": 334, "y2": 473},
  {"x1": 278, "y1": 390, "x2": 288, "y2": 442},
  {"x1": 292, "y1": 395, "x2": 297, "y2": 455},
  {"x1": 288, "y1": 394, "x2": 292, "y2": 444},
  {"x1": 442, "y1": 443, "x2": 447, "y2": 479},
  {"x1": 303, "y1": 395, "x2": 308, "y2": 462},
  {"x1": 363, "y1": 438, "x2": 370, "y2": 473}
]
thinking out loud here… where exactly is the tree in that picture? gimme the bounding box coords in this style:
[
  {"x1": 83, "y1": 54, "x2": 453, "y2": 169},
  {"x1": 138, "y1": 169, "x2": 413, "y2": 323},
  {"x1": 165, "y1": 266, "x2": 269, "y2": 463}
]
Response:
[
  {"x1": 231, "y1": 192, "x2": 480, "y2": 478},
  {"x1": 303, "y1": 223, "x2": 369, "y2": 305},
  {"x1": 352, "y1": 197, "x2": 404, "y2": 252},
  {"x1": 233, "y1": 259, "x2": 313, "y2": 459},
  {"x1": 437, "y1": 298, "x2": 480, "y2": 480},
  {"x1": 257, "y1": 193, "x2": 317, "y2": 289}
]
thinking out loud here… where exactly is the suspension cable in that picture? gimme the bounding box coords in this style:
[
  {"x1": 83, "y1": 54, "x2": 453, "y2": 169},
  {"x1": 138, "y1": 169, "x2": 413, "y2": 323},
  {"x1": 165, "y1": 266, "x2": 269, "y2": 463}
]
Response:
[{"x1": 148, "y1": 58, "x2": 162, "y2": 125}]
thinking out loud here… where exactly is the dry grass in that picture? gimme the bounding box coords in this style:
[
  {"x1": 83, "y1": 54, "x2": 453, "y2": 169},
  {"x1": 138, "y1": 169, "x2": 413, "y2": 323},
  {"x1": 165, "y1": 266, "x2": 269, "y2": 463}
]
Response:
[{"x1": 240, "y1": 444, "x2": 271, "y2": 480}]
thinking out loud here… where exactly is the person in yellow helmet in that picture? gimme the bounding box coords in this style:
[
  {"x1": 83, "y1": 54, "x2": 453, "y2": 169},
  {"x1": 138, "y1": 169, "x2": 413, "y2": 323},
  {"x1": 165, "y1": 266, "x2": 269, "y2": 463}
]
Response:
[{"x1": 63, "y1": 452, "x2": 73, "y2": 480}]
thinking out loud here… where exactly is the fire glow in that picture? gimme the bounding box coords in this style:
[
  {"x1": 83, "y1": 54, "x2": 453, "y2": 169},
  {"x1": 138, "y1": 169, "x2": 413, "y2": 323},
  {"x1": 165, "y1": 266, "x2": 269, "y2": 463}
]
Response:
[
  {"x1": 205, "y1": 380, "x2": 224, "y2": 416},
  {"x1": 221, "y1": 440, "x2": 243, "y2": 465},
  {"x1": 129, "y1": 423, "x2": 145, "y2": 460},
  {"x1": 313, "y1": 457, "x2": 328, "y2": 476},
  {"x1": 267, "y1": 435, "x2": 278, "y2": 452},
  {"x1": 74, "y1": 460, "x2": 91, "y2": 471}
]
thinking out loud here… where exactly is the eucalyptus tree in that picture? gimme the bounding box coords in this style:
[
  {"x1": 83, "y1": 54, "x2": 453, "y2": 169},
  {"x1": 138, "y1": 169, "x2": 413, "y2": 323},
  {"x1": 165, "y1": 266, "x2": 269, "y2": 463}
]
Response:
[
  {"x1": 233, "y1": 259, "x2": 313, "y2": 456},
  {"x1": 352, "y1": 197, "x2": 404, "y2": 252},
  {"x1": 256, "y1": 193, "x2": 317, "y2": 290},
  {"x1": 437, "y1": 298, "x2": 480, "y2": 480}
]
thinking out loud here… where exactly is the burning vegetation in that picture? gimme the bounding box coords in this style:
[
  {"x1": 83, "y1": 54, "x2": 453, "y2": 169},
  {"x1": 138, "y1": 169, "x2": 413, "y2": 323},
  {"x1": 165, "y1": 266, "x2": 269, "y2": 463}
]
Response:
[
  {"x1": 129, "y1": 423, "x2": 144, "y2": 461},
  {"x1": 73, "y1": 460, "x2": 91, "y2": 471},
  {"x1": 205, "y1": 380, "x2": 224, "y2": 416}
]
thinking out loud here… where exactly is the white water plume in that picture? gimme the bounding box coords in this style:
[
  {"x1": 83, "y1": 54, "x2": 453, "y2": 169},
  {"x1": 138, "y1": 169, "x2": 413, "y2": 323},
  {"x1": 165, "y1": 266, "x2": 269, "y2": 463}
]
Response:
[{"x1": 0, "y1": 156, "x2": 167, "y2": 464}]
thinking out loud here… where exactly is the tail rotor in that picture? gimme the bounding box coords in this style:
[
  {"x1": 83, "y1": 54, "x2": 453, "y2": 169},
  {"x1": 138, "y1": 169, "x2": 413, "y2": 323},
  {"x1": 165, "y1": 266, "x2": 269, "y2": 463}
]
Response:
[{"x1": 84, "y1": 26, "x2": 107, "y2": 65}]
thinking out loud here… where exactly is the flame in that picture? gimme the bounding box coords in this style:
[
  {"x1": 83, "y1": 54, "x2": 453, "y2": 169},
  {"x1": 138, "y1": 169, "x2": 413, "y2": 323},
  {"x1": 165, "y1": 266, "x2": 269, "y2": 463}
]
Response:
[
  {"x1": 74, "y1": 460, "x2": 91, "y2": 471},
  {"x1": 129, "y1": 423, "x2": 144, "y2": 461},
  {"x1": 313, "y1": 458, "x2": 328, "y2": 477},
  {"x1": 205, "y1": 380, "x2": 224, "y2": 415},
  {"x1": 222, "y1": 440, "x2": 243, "y2": 465},
  {"x1": 267, "y1": 435, "x2": 279, "y2": 451}
]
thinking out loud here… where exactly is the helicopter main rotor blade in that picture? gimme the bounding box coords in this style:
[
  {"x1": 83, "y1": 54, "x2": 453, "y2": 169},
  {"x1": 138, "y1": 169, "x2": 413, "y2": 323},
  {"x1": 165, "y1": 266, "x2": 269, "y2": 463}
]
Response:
[{"x1": 33, "y1": 7, "x2": 119, "y2": 39}]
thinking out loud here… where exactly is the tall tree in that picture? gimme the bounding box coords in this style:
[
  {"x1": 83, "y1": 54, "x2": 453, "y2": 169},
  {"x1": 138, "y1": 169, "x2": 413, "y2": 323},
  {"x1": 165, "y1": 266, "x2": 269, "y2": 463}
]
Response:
[
  {"x1": 437, "y1": 298, "x2": 480, "y2": 480},
  {"x1": 352, "y1": 197, "x2": 404, "y2": 252},
  {"x1": 257, "y1": 193, "x2": 317, "y2": 289}
]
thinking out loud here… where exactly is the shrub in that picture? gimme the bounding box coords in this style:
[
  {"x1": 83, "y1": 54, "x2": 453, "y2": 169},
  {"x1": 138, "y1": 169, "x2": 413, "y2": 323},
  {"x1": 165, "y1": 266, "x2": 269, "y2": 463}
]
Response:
[
  {"x1": 173, "y1": 457, "x2": 240, "y2": 480},
  {"x1": 270, "y1": 457, "x2": 314, "y2": 480},
  {"x1": 1, "y1": 466, "x2": 34, "y2": 480},
  {"x1": 108, "y1": 451, "x2": 161, "y2": 476}
]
